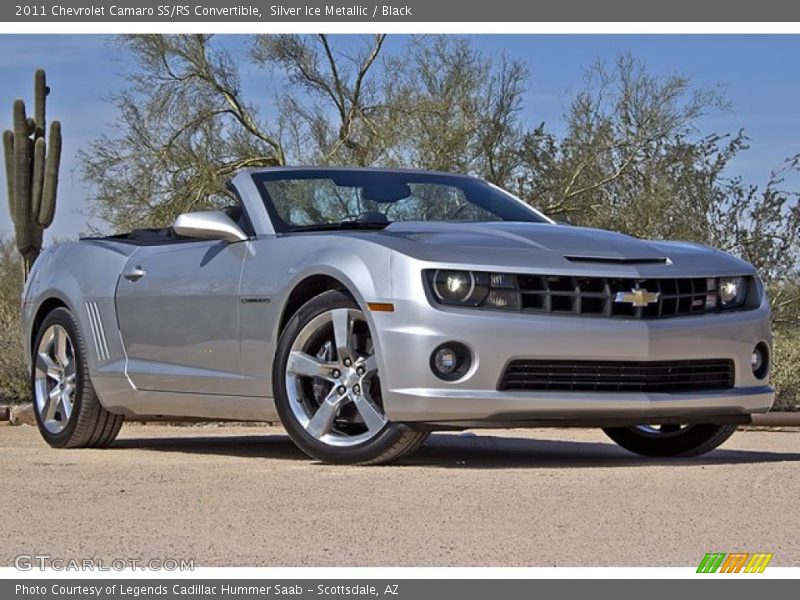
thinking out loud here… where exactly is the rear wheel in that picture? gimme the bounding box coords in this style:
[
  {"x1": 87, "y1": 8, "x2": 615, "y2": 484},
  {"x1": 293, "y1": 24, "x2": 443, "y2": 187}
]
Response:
[
  {"x1": 273, "y1": 290, "x2": 428, "y2": 465},
  {"x1": 602, "y1": 423, "x2": 738, "y2": 457},
  {"x1": 32, "y1": 307, "x2": 124, "y2": 448}
]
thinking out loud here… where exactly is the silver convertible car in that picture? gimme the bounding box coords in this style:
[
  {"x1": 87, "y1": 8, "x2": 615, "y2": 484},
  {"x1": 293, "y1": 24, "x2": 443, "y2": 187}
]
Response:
[{"x1": 22, "y1": 167, "x2": 774, "y2": 464}]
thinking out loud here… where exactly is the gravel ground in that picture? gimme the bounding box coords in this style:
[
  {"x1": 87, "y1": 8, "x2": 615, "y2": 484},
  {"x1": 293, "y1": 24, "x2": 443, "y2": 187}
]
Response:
[{"x1": 1, "y1": 423, "x2": 798, "y2": 567}]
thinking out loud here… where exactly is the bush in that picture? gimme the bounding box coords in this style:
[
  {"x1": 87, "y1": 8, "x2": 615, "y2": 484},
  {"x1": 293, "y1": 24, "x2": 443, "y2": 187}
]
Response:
[
  {"x1": 772, "y1": 329, "x2": 800, "y2": 411},
  {"x1": 0, "y1": 239, "x2": 28, "y2": 403}
]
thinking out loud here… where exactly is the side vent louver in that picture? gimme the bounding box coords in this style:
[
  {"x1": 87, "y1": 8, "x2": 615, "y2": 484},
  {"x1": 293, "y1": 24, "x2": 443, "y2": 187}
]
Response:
[{"x1": 85, "y1": 301, "x2": 110, "y2": 362}]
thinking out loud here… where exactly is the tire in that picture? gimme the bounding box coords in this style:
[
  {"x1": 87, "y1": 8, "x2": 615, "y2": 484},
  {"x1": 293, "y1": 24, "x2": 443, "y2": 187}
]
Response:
[
  {"x1": 273, "y1": 290, "x2": 428, "y2": 465},
  {"x1": 31, "y1": 307, "x2": 124, "y2": 448},
  {"x1": 602, "y1": 423, "x2": 738, "y2": 457}
]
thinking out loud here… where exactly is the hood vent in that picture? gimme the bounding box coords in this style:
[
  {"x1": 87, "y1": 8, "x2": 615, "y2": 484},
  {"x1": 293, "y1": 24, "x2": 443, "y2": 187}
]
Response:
[{"x1": 565, "y1": 255, "x2": 672, "y2": 265}]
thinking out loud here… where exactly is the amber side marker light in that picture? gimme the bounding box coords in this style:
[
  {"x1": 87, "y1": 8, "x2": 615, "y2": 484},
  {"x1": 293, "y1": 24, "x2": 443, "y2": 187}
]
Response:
[{"x1": 367, "y1": 302, "x2": 395, "y2": 312}]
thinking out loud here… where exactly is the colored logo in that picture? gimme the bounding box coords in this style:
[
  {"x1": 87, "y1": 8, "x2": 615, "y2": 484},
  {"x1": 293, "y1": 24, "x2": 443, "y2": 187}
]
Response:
[
  {"x1": 697, "y1": 552, "x2": 773, "y2": 573},
  {"x1": 614, "y1": 287, "x2": 660, "y2": 307}
]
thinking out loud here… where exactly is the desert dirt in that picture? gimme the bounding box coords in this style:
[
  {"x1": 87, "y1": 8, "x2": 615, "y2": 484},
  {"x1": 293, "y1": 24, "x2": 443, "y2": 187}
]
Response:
[{"x1": 1, "y1": 423, "x2": 798, "y2": 567}]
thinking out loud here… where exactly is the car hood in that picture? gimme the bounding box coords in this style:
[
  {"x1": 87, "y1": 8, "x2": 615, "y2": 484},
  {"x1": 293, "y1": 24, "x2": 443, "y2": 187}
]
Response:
[{"x1": 355, "y1": 221, "x2": 755, "y2": 276}]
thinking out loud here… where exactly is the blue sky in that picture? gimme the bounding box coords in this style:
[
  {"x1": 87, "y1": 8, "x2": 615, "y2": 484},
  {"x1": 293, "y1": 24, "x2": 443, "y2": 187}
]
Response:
[{"x1": 0, "y1": 34, "x2": 798, "y2": 240}]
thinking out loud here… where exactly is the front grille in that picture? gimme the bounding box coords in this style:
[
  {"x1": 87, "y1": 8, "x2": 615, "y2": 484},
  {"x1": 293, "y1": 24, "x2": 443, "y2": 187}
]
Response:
[
  {"x1": 499, "y1": 359, "x2": 735, "y2": 393},
  {"x1": 517, "y1": 275, "x2": 722, "y2": 319}
]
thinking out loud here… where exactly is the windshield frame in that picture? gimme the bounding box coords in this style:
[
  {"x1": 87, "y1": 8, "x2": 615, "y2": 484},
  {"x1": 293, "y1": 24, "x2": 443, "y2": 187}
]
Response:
[{"x1": 251, "y1": 168, "x2": 551, "y2": 233}]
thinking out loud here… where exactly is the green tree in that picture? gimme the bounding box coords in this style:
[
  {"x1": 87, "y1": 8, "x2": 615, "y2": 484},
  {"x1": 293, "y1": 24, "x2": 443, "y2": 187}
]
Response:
[
  {"x1": 387, "y1": 36, "x2": 527, "y2": 181},
  {"x1": 81, "y1": 35, "x2": 285, "y2": 231},
  {"x1": 0, "y1": 238, "x2": 27, "y2": 402},
  {"x1": 512, "y1": 54, "x2": 730, "y2": 233},
  {"x1": 81, "y1": 34, "x2": 531, "y2": 231}
]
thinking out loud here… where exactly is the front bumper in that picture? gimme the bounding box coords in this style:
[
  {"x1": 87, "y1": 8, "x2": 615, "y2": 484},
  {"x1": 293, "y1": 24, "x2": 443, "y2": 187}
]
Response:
[
  {"x1": 384, "y1": 386, "x2": 774, "y2": 425},
  {"x1": 371, "y1": 295, "x2": 775, "y2": 424}
]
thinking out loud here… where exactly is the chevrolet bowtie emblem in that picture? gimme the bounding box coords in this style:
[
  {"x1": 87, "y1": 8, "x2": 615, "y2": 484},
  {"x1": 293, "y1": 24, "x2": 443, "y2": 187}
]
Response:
[{"x1": 614, "y1": 287, "x2": 660, "y2": 307}]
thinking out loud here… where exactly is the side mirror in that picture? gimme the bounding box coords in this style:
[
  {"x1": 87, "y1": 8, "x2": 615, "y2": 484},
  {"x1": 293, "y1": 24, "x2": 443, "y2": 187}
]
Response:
[{"x1": 173, "y1": 210, "x2": 248, "y2": 243}]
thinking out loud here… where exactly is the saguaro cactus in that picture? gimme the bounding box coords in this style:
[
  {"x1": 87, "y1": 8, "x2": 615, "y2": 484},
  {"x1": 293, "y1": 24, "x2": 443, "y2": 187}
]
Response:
[{"x1": 3, "y1": 69, "x2": 62, "y2": 276}]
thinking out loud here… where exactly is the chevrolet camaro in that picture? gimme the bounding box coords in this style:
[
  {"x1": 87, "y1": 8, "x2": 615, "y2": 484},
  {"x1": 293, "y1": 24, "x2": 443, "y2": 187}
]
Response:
[{"x1": 21, "y1": 167, "x2": 774, "y2": 464}]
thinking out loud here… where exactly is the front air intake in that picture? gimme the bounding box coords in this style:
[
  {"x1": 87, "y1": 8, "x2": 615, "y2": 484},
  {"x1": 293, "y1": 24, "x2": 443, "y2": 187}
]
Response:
[{"x1": 498, "y1": 359, "x2": 735, "y2": 393}]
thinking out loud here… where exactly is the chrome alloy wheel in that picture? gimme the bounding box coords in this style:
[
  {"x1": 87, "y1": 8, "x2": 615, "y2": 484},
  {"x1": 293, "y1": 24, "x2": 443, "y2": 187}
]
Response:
[
  {"x1": 634, "y1": 424, "x2": 693, "y2": 438},
  {"x1": 34, "y1": 324, "x2": 77, "y2": 434},
  {"x1": 285, "y1": 308, "x2": 388, "y2": 447}
]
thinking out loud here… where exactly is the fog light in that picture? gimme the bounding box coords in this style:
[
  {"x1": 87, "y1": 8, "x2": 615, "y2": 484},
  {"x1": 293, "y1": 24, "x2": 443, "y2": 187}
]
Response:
[
  {"x1": 434, "y1": 347, "x2": 458, "y2": 374},
  {"x1": 752, "y1": 342, "x2": 769, "y2": 380},
  {"x1": 430, "y1": 342, "x2": 472, "y2": 381}
]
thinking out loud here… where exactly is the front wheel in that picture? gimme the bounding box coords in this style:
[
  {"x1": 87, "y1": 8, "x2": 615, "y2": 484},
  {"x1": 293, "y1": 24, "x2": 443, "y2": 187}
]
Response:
[
  {"x1": 273, "y1": 290, "x2": 428, "y2": 465},
  {"x1": 32, "y1": 307, "x2": 124, "y2": 448},
  {"x1": 603, "y1": 423, "x2": 738, "y2": 457}
]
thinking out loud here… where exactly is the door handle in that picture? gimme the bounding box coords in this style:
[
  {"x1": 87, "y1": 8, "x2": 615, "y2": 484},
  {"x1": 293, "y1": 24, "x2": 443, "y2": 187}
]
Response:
[{"x1": 122, "y1": 266, "x2": 146, "y2": 282}]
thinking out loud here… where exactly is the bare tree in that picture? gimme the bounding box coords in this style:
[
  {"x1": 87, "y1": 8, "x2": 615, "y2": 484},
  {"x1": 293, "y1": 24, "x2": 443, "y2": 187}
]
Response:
[
  {"x1": 253, "y1": 34, "x2": 396, "y2": 166},
  {"x1": 82, "y1": 34, "x2": 531, "y2": 231},
  {"x1": 81, "y1": 35, "x2": 285, "y2": 230}
]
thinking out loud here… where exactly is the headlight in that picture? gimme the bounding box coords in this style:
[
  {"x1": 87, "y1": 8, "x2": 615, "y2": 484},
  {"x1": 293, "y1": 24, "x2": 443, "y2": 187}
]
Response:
[
  {"x1": 430, "y1": 270, "x2": 489, "y2": 306},
  {"x1": 427, "y1": 270, "x2": 522, "y2": 309},
  {"x1": 719, "y1": 276, "x2": 747, "y2": 308}
]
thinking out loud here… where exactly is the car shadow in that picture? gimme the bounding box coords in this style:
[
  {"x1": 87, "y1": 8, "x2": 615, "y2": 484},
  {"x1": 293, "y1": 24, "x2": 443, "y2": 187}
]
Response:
[
  {"x1": 111, "y1": 431, "x2": 800, "y2": 469},
  {"x1": 113, "y1": 433, "x2": 307, "y2": 461},
  {"x1": 403, "y1": 433, "x2": 800, "y2": 469}
]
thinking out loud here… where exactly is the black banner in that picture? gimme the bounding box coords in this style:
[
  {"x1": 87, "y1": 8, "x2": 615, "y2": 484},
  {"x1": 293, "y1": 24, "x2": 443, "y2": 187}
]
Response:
[
  {"x1": 5, "y1": 579, "x2": 799, "y2": 600},
  {"x1": 4, "y1": 0, "x2": 800, "y2": 22}
]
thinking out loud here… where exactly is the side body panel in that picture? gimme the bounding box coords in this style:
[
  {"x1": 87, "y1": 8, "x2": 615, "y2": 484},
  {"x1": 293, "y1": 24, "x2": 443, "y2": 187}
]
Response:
[
  {"x1": 21, "y1": 240, "x2": 283, "y2": 421},
  {"x1": 115, "y1": 239, "x2": 246, "y2": 395}
]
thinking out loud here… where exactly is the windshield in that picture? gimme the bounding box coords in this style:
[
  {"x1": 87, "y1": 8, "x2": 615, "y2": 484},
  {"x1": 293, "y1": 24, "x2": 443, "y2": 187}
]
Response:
[{"x1": 252, "y1": 169, "x2": 548, "y2": 232}]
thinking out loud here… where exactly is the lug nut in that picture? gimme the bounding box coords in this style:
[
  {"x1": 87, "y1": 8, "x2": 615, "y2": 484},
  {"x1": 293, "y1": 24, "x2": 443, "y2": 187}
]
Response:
[
  {"x1": 337, "y1": 386, "x2": 346, "y2": 395},
  {"x1": 332, "y1": 369, "x2": 341, "y2": 379},
  {"x1": 353, "y1": 384, "x2": 361, "y2": 395},
  {"x1": 344, "y1": 358, "x2": 352, "y2": 367},
  {"x1": 356, "y1": 366, "x2": 365, "y2": 375}
]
